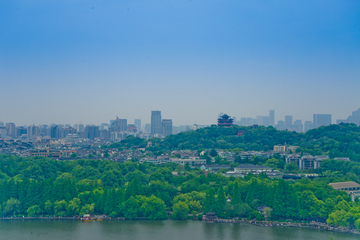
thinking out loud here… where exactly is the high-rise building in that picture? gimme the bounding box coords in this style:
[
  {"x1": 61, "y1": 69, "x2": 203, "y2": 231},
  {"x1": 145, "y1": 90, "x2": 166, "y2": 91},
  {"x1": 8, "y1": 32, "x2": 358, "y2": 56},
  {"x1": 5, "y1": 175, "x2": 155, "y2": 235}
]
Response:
[
  {"x1": 293, "y1": 120, "x2": 303, "y2": 133},
  {"x1": 304, "y1": 121, "x2": 314, "y2": 132},
  {"x1": 263, "y1": 116, "x2": 270, "y2": 127},
  {"x1": 162, "y1": 119, "x2": 173, "y2": 137},
  {"x1": 151, "y1": 111, "x2": 162, "y2": 135},
  {"x1": 16, "y1": 126, "x2": 27, "y2": 137},
  {"x1": 0, "y1": 122, "x2": 4, "y2": 127},
  {"x1": 313, "y1": 114, "x2": 332, "y2": 128},
  {"x1": 6, "y1": 123, "x2": 16, "y2": 137},
  {"x1": 27, "y1": 125, "x2": 39, "y2": 138},
  {"x1": 78, "y1": 124, "x2": 85, "y2": 132},
  {"x1": 50, "y1": 125, "x2": 60, "y2": 139},
  {"x1": 134, "y1": 119, "x2": 141, "y2": 132},
  {"x1": 284, "y1": 116, "x2": 293, "y2": 129},
  {"x1": 85, "y1": 125, "x2": 100, "y2": 140},
  {"x1": 111, "y1": 117, "x2": 127, "y2": 132},
  {"x1": 269, "y1": 110, "x2": 275, "y2": 126}
]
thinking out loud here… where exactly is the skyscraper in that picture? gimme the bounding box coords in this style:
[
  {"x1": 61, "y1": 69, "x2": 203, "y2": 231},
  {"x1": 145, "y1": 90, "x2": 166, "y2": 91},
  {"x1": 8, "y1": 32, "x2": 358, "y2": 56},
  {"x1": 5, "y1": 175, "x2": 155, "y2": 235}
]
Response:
[
  {"x1": 162, "y1": 119, "x2": 173, "y2": 137},
  {"x1": 151, "y1": 111, "x2": 162, "y2": 135},
  {"x1": 134, "y1": 119, "x2": 141, "y2": 132},
  {"x1": 313, "y1": 114, "x2": 332, "y2": 128},
  {"x1": 284, "y1": 116, "x2": 293, "y2": 130},
  {"x1": 269, "y1": 110, "x2": 275, "y2": 126}
]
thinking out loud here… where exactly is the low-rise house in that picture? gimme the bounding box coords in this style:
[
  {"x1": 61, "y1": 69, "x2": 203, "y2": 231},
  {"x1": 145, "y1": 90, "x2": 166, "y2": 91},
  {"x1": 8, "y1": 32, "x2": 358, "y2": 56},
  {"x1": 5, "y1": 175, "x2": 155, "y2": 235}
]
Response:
[{"x1": 329, "y1": 181, "x2": 360, "y2": 202}]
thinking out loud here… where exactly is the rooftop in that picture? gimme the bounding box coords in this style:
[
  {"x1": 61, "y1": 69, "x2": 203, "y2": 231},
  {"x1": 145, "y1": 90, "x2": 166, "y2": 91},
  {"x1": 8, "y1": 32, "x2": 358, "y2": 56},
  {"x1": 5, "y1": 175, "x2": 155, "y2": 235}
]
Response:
[
  {"x1": 236, "y1": 164, "x2": 271, "y2": 169},
  {"x1": 329, "y1": 181, "x2": 360, "y2": 189}
]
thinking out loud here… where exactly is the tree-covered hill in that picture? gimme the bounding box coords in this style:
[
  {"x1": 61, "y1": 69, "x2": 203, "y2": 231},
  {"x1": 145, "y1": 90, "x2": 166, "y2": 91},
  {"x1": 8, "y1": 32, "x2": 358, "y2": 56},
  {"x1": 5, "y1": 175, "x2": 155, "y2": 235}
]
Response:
[{"x1": 146, "y1": 124, "x2": 360, "y2": 161}]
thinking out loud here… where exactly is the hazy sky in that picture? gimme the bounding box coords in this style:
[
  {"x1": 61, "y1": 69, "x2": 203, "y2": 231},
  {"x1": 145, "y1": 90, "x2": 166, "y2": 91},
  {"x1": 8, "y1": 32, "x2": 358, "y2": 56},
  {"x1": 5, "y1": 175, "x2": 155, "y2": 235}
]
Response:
[{"x1": 1, "y1": 0, "x2": 360, "y2": 126}]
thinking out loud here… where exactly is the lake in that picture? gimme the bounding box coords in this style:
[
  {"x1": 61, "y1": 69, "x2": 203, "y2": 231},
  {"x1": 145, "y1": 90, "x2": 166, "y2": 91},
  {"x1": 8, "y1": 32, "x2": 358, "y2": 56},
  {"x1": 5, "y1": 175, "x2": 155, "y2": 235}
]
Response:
[{"x1": 0, "y1": 219, "x2": 358, "y2": 240}]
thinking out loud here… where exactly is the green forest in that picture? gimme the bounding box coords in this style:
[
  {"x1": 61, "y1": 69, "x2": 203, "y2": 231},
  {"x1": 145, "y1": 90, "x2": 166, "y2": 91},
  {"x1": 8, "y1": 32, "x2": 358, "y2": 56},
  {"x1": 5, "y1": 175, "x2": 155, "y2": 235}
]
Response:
[
  {"x1": 1, "y1": 155, "x2": 360, "y2": 230},
  {"x1": 140, "y1": 124, "x2": 360, "y2": 161}
]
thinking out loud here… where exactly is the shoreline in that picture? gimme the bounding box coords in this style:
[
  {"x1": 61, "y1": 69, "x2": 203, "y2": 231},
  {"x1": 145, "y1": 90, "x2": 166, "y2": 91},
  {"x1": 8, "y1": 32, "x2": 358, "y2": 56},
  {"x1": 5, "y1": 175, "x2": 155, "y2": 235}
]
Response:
[{"x1": 1, "y1": 216, "x2": 359, "y2": 235}]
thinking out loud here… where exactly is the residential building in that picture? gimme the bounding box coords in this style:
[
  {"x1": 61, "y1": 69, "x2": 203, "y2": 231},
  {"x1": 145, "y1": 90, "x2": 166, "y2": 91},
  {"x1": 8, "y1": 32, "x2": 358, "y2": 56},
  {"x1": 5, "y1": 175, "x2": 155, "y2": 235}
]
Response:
[
  {"x1": 6, "y1": 123, "x2": 16, "y2": 137},
  {"x1": 285, "y1": 154, "x2": 301, "y2": 166},
  {"x1": 85, "y1": 125, "x2": 100, "y2": 140},
  {"x1": 27, "y1": 125, "x2": 39, "y2": 138}
]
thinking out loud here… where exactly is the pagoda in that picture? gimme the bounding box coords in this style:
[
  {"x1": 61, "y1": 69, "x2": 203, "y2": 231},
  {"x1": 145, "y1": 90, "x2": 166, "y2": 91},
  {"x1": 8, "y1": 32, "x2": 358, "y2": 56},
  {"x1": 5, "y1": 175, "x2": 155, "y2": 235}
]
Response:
[{"x1": 217, "y1": 114, "x2": 234, "y2": 127}]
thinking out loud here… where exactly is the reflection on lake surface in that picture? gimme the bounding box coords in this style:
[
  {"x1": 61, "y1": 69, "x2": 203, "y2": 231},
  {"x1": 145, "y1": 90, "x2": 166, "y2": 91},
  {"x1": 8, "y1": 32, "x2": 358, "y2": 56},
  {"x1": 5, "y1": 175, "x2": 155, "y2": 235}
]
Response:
[{"x1": 0, "y1": 219, "x2": 358, "y2": 240}]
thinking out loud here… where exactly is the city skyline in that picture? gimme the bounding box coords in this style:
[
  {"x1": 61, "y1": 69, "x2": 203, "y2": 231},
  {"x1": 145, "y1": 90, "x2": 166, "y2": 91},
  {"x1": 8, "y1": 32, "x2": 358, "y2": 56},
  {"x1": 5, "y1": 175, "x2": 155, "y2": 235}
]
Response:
[{"x1": 0, "y1": 108, "x2": 358, "y2": 127}]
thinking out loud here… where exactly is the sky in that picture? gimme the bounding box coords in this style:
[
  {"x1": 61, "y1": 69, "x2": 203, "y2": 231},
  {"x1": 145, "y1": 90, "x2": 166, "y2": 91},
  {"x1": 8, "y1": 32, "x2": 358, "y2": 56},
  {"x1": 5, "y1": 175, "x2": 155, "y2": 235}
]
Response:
[{"x1": 1, "y1": 0, "x2": 360, "y2": 126}]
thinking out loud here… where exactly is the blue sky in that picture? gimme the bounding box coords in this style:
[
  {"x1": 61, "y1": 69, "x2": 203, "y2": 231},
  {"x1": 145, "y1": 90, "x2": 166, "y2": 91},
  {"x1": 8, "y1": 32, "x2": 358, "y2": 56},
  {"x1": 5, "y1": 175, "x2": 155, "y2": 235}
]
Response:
[{"x1": 1, "y1": 0, "x2": 360, "y2": 126}]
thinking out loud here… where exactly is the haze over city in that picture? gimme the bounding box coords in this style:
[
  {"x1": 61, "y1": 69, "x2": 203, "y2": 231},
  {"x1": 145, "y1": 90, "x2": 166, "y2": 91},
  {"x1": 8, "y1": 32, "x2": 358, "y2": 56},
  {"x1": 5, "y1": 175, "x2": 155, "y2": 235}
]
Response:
[{"x1": 1, "y1": 0, "x2": 360, "y2": 126}]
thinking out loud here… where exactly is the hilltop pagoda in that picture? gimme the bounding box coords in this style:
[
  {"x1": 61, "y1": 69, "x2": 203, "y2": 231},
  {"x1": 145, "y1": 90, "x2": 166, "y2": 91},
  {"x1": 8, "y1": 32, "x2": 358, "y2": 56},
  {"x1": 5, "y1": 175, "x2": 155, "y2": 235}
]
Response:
[{"x1": 217, "y1": 114, "x2": 234, "y2": 127}]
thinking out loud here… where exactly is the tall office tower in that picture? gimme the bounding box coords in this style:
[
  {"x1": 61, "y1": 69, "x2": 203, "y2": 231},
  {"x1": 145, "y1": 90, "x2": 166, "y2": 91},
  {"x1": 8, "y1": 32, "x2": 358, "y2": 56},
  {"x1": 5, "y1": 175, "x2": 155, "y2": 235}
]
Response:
[
  {"x1": 256, "y1": 116, "x2": 264, "y2": 126},
  {"x1": 134, "y1": 119, "x2": 141, "y2": 132},
  {"x1": 304, "y1": 121, "x2": 314, "y2": 132},
  {"x1": 162, "y1": 119, "x2": 173, "y2": 137},
  {"x1": 284, "y1": 115, "x2": 293, "y2": 129},
  {"x1": 293, "y1": 120, "x2": 303, "y2": 133},
  {"x1": 0, "y1": 122, "x2": 4, "y2": 127},
  {"x1": 269, "y1": 110, "x2": 275, "y2": 126},
  {"x1": 313, "y1": 114, "x2": 332, "y2": 128},
  {"x1": 6, "y1": 123, "x2": 16, "y2": 137},
  {"x1": 85, "y1": 125, "x2": 100, "y2": 140},
  {"x1": 151, "y1": 111, "x2": 162, "y2": 135},
  {"x1": 145, "y1": 124, "x2": 151, "y2": 133}
]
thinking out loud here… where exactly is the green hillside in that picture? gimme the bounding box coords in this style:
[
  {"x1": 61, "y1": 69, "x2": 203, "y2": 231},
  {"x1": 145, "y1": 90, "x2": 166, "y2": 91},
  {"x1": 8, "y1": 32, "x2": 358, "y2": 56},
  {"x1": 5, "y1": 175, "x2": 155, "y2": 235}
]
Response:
[{"x1": 146, "y1": 123, "x2": 360, "y2": 161}]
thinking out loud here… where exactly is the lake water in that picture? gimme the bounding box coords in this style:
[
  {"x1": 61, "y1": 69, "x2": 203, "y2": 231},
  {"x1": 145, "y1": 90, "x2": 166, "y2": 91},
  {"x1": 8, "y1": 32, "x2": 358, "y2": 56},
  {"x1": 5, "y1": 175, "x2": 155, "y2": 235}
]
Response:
[{"x1": 0, "y1": 220, "x2": 358, "y2": 240}]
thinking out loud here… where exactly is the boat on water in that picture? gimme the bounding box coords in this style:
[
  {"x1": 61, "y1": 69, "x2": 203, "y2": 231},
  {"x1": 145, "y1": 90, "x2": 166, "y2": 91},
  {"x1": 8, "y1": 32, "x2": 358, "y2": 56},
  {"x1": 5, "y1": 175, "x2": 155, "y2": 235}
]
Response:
[
  {"x1": 83, "y1": 219, "x2": 94, "y2": 222},
  {"x1": 96, "y1": 219, "x2": 103, "y2": 221}
]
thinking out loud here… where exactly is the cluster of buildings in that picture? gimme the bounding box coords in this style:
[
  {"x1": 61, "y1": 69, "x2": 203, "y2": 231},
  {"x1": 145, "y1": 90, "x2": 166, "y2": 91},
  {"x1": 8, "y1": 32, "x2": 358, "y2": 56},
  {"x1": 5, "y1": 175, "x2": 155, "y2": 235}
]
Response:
[
  {"x1": 285, "y1": 154, "x2": 349, "y2": 170},
  {"x1": 231, "y1": 110, "x2": 333, "y2": 133},
  {"x1": 0, "y1": 110, "x2": 211, "y2": 143},
  {"x1": 229, "y1": 108, "x2": 360, "y2": 133}
]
